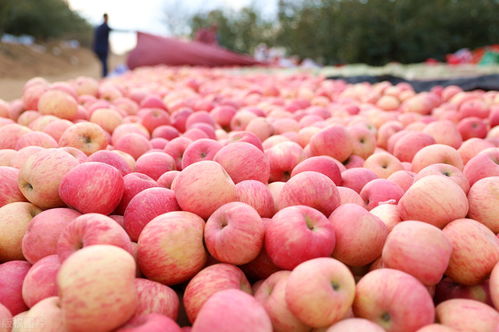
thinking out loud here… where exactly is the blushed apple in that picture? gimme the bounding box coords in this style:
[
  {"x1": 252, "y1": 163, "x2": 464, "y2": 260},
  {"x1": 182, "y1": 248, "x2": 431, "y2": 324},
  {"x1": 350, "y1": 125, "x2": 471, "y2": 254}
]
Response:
[
  {"x1": 164, "y1": 137, "x2": 193, "y2": 170},
  {"x1": 278, "y1": 171, "x2": 340, "y2": 216},
  {"x1": 137, "y1": 211, "x2": 207, "y2": 285},
  {"x1": 360, "y1": 179, "x2": 404, "y2": 210},
  {"x1": 173, "y1": 161, "x2": 237, "y2": 219},
  {"x1": 0, "y1": 166, "x2": 26, "y2": 207},
  {"x1": 182, "y1": 138, "x2": 222, "y2": 169},
  {"x1": 291, "y1": 156, "x2": 342, "y2": 185},
  {"x1": 21, "y1": 255, "x2": 60, "y2": 308},
  {"x1": 59, "y1": 162, "x2": 124, "y2": 214},
  {"x1": 124, "y1": 187, "x2": 179, "y2": 241},
  {"x1": 265, "y1": 141, "x2": 305, "y2": 182},
  {"x1": 116, "y1": 313, "x2": 182, "y2": 332},
  {"x1": 326, "y1": 318, "x2": 385, "y2": 332},
  {"x1": 411, "y1": 144, "x2": 464, "y2": 173},
  {"x1": 115, "y1": 172, "x2": 158, "y2": 215},
  {"x1": 57, "y1": 213, "x2": 133, "y2": 261},
  {"x1": 183, "y1": 263, "x2": 251, "y2": 323},
  {"x1": 0, "y1": 202, "x2": 42, "y2": 261},
  {"x1": 337, "y1": 186, "x2": 366, "y2": 207},
  {"x1": 204, "y1": 202, "x2": 264, "y2": 265},
  {"x1": 214, "y1": 142, "x2": 270, "y2": 183},
  {"x1": 458, "y1": 138, "x2": 495, "y2": 166},
  {"x1": 134, "y1": 278, "x2": 179, "y2": 320},
  {"x1": 382, "y1": 221, "x2": 452, "y2": 286},
  {"x1": 58, "y1": 245, "x2": 137, "y2": 332},
  {"x1": 415, "y1": 163, "x2": 470, "y2": 193},
  {"x1": 369, "y1": 203, "x2": 401, "y2": 231},
  {"x1": 266, "y1": 206, "x2": 335, "y2": 270},
  {"x1": 285, "y1": 258, "x2": 356, "y2": 328},
  {"x1": 235, "y1": 180, "x2": 274, "y2": 218},
  {"x1": 114, "y1": 133, "x2": 152, "y2": 160},
  {"x1": 59, "y1": 122, "x2": 108, "y2": 155},
  {"x1": 192, "y1": 289, "x2": 272, "y2": 332},
  {"x1": 135, "y1": 152, "x2": 176, "y2": 180},
  {"x1": 398, "y1": 175, "x2": 468, "y2": 228},
  {"x1": 364, "y1": 152, "x2": 404, "y2": 178},
  {"x1": 436, "y1": 299, "x2": 498, "y2": 332},
  {"x1": 22, "y1": 208, "x2": 81, "y2": 264},
  {"x1": 0, "y1": 260, "x2": 31, "y2": 315},
  {"x1": 18, "y1": 148, "x2": 79, "y2": 209},
  {"x1": 37, "y1": 89, "x2": 78, "y2": 120},
  {"x1": 309, "y1": 125, "x2": 353, "y2": 162},
  {"x1": 341, "y1": 168, "x2": 378, "y2": 193},
  {"x1": 254, "y1": 271, "x2": 309, "y2": 332},
  {"x1": 88, "y1": 150, "x2": 132, "y2": 176},
  {"x1": 353, "y1": 268, "x2": 435, "y2": 332},
  {"x1": 329, "y1": 204, "x2": 388, "y2": 266},
  {"x1": 443, "y1": 218, "x2": 499, "y2": 285},
  {"x1": 463, "y1": 148, "x2": 499, "y2": 185}
]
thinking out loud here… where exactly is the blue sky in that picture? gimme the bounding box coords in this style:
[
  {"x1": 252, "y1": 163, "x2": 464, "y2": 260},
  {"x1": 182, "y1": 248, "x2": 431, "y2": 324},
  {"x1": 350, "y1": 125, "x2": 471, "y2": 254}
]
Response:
[{"x1": 69, "y1": 0, "x2": 278, "y2": 53}]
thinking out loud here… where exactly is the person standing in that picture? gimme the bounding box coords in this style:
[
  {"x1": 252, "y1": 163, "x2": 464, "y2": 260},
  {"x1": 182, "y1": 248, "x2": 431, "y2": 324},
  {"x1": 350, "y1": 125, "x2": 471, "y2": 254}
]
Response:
[{"x1": 93, "y1": 13, "x2": 111, "y2": 77}]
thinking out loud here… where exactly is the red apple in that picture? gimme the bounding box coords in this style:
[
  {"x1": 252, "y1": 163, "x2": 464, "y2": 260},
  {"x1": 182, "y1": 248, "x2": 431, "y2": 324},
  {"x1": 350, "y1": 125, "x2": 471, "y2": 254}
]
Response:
[
  {"x1": 205, "y1": 202, "x2": 264, "y2": 265},
  {"x1": 0, "y1": 202, "x2": 42, "y2": 261},
  {"x1": 214, "y1": 142, "x2": 270, "y2": 184},
  {"x1": 436, "y1": 299, "x2": 498, "y2": 332},
  {"x1": 382, "y1": 221, "x2": 452, "y2": 286},
  {"x1": 443, "y1": 218, "x2": 499, "y2": 285},
  {"x1": 360, "y1": 179, "x2": 404, "y2": 210},
  {"x1": 182, "y1": 138, "x2": 222, "y2": 169},
  {"x1": 192, "y1": 289, "x2": 272, "y2": 332},
  {"x1": 88, "y1": 150, "x2": 132, "y2": 176},
  {"x1": 57, "y1": 213, "x2": 133, "y2": 261},
  {"x1": 353, "y1": 268, "x2": 435, "y2": 332},
  {"x1": 183, "y1": 263, "x2": 251, "y2": 323},
  {"x1": 265, "y1": 141, "x2": 305, "y2": 182},
  {"x1": 463, "y1": 148, "x2": 499, "y2": 185},
  {"x1": 21, "y1": 254, "x2": 60, "y2": 308},
  {"x1": 329, "y1": 203, "x2": 388, "y2": 266},
  {"x1": 137, "y1": 211, "x2": 207, "y2": 285},
  {"x1": 398, "y1": 175, "x2": 468, "y2": 228},
  {"x1": 291, "y1": 156, "x2": 342, "y2": 185},
  {"x1": 59, "y1": 162, "x2": 124, "y2": 214},
  {"x1": 0, "y1": 166, "x2": 26, "y2": 207},
  {"x1": 278, "y1": 171, "x2": 340, "y2": 216},
  {"x1": 115, "y1": 172, "x2": 159, "y2": 215},
  {"x1": 22, "y1": 208, "x2": 80, "y2": 264},
  {"x1": 134, "y1": 278, "x2": 179, "y2": 319},
  {"x1": 135, "y1": 152, "x2": 176, "y2": 180},
  {"x1": 124, "y1": 187, "x2": 179, "y2": 241},
  {"x1": 18, "y1": 148, "x2": 79, "y2": 209},
  {"x1": 309, "y1": 125, "x2": 353, "y2": 162},
  {"x1": 285, "y1": 257, "x2": 356, "y2": 328},
  {"x1": 58, "y1": 245, "x2": 137, "y2": 332},
  {"x1": 173, "y1": 160, "x2": 237, "y2": 219},
  {"x1": 265, "y1": 205, "x2": 335, "y2": 270},
  {"x1": 254, "y1": 271, "x2": 309, "y2": 332},
  {"x1": 0, "y1": 260, "x2": 31, "y2": 315},
  {"x1": 59, "y1": 122, "x2": 108, "y2": 155}
]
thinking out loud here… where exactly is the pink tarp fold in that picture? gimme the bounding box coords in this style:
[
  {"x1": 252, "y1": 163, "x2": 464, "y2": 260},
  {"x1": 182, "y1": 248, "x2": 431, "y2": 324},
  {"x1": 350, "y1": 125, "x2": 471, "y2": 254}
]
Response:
[{"x1": 127, "y1": 32, "x2": 261, "y2": 69}]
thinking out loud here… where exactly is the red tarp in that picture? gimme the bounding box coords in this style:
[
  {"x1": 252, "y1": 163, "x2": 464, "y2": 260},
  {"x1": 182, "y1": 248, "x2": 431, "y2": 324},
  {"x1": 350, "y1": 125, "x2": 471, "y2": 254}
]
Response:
[{"x1": 126, "y1": 32, "x2": 261, "y2": 69}]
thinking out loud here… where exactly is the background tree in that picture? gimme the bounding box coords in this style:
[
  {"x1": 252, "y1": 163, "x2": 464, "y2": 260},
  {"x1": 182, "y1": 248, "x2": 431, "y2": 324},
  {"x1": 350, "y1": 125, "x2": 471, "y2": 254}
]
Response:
[{"x1": 186, "y1": 0, "x2": 499, "y2": 65}]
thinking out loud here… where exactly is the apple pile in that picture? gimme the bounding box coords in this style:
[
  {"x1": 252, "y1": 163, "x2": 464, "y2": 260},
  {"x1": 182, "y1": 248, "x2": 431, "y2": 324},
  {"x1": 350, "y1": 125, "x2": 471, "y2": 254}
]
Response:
[{"x1": 0, "y1": 67, "x2": 498, "y2": 332}]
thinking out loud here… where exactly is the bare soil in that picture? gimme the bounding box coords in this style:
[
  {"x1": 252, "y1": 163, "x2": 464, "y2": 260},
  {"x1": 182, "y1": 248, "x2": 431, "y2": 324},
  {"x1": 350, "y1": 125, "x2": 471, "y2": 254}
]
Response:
[{"x1": 0, "y1": 42, "x2": 125, "y2": 101}]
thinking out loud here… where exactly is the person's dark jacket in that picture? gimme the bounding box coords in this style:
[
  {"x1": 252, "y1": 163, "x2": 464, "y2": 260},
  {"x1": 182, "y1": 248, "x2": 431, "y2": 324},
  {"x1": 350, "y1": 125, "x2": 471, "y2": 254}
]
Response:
[{"x1": 93, "y1": 23, "x2": 111, "y2": 55}]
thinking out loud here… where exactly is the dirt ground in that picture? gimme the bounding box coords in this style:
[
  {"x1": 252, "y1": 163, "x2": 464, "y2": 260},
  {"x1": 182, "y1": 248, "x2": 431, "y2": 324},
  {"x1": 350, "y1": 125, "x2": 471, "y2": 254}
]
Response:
[{"x1": 0, "y1": 42, "x2": 125, "y2": 101}]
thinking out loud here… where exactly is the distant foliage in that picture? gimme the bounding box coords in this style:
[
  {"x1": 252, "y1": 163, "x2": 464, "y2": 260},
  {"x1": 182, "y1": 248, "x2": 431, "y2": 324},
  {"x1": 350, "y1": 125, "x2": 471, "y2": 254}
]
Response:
[
  {"x1": 188, "y1": 0, "x2": 499, "y2": 65},
  {"x1": 0, "y1": 0, "x2": 92, "y2": 45}
]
